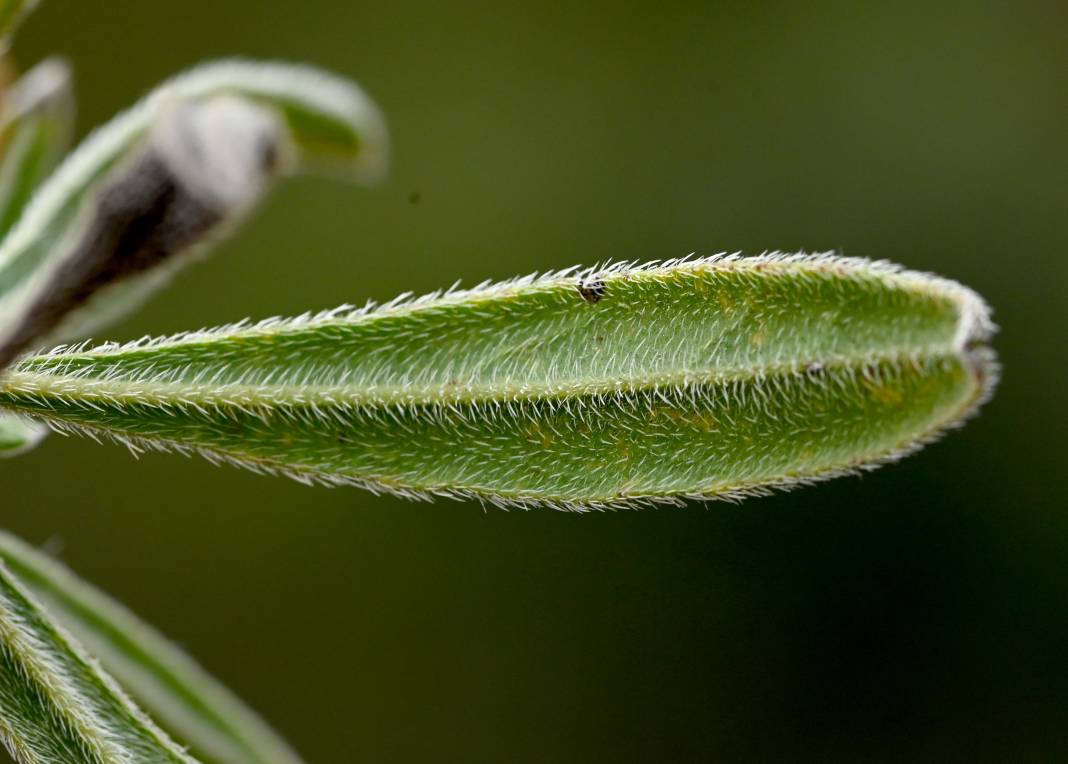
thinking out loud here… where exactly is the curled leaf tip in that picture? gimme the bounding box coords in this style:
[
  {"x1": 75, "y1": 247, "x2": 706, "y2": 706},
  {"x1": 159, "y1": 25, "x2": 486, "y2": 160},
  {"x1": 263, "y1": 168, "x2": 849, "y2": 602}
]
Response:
[
  {"x1": 150, "y1": 95, "x2": 284, "y2": 213},
  {"x1": 0, "y1": 59, "x2": 389, "y2": 371},
  {"x1": 161, "y1": 59, "x2": 390, "y2": 183},
  {"x1": 0, "y1": 411, "x2": 44, "y2": 456},
  {"x1": 1, "y1": 56, "x2": 72, "y2": 122}
]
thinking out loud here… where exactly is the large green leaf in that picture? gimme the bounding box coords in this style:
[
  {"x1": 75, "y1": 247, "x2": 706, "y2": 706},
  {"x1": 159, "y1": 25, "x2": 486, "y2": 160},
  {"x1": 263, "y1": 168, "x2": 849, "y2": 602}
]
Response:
[{"x1": 0, "y1": 254, "x2": 998, "y2": 508}]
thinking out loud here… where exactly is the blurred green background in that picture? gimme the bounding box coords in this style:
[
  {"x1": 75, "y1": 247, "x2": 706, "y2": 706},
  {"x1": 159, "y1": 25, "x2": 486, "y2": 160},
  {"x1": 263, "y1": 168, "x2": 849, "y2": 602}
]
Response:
[{"x1": 2, "y1": 0, "x2": 1066, "y2": 760}]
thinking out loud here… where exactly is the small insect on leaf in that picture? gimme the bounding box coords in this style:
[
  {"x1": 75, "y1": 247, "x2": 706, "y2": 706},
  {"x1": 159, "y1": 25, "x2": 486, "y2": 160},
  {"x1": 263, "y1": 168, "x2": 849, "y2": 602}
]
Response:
[
  {"x1": 0, "y1": 254, "x2": 998, "y2": 509},
  {"x1": 577, "y1": 277, "x2": 606, "y2": 303}
]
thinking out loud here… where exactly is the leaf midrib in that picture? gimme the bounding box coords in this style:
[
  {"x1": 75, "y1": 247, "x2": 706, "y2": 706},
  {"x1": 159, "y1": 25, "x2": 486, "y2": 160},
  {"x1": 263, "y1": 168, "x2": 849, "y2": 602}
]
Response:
[{"x1": 0, "y1": 345, "x2": 960, "y2": 412}]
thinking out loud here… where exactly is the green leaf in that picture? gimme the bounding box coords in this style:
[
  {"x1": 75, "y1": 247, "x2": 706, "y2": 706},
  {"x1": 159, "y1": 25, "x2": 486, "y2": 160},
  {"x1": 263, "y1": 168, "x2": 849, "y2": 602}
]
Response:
[
  {"x1": 0, "y1": 59, "x2": 387, "y2": 370},
  {"x1": 0, "y1": 254, "x2": 998, "y2": 509},
  {"x1": 0, "y1": 531, "x2": 302, "y2": 764},
  {"x1": 0, "y1": 57, "x2": 74, "y2": 456},
  {"x1": 0, "y1": 557, "x2": 197, "y2": 764},
  {"x1": 0, "y1": 57, "x2": 74, "y2": 239}
]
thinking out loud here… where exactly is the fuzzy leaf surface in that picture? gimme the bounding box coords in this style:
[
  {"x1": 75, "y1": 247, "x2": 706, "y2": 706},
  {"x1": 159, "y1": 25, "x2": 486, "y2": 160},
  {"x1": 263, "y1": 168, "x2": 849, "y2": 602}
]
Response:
[
  {"x1": 0, "y1": 560, "x2": 196, "y2": 764},
  {"x1": 0, "y1": 254, "x2": 997, "y2": 509},
  {"x1": 0, "y1": 532, "x2": 302, "y2": 764}
]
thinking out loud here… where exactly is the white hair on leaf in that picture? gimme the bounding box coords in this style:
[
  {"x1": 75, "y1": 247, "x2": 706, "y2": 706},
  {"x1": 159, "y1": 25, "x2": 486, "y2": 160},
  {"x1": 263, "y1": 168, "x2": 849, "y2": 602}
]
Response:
[{"x1": 0, "y1": 255, "x2": 998, "y2": 510}]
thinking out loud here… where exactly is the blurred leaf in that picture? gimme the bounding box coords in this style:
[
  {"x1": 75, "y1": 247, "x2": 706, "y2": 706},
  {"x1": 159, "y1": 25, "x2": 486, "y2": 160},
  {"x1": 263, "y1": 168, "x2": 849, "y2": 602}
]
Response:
[
  {"x1": 0, "y1": 59, "x2": 388, "y2": 371},
  {"x1": 0, "y1": 255, "x2": 998, "y2": 508},
  {"x1": 0, "y1": 557, "x2": 196, "y2": 764},
  {"x1": 0, "y1": 531, "x2": 303, "y2": 764},
  {"x1": 0, "y1": 408, "x2": 40, "y2": 454},
  {"x1": 0, "y1": 57, "x2": 72, "y2": 456},
  {"x1": 0, "y1": 57, "x2": 73, "y2": 238},
  {"x1": 0, "y1": 0, "x2": 36, "y2": 51}
]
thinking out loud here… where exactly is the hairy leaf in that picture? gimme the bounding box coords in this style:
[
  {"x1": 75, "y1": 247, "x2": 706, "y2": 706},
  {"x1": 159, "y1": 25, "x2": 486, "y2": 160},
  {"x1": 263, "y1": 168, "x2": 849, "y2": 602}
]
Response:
[
  {"x1": 0, "y1": 254, "x2": 997, "y2": 509},
  {"x1": 0, "y1": 59, "x2": 388, "y2": 370},
  {"x1": 0, "y1": 531, "x2": 302, "y2": 764},
  {"x1": 0, "y1": 559, "x2": 197, "y2": 764}
]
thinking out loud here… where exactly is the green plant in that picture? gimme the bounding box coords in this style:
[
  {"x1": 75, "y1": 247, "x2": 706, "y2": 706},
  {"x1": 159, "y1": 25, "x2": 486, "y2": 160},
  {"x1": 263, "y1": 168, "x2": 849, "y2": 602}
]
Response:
[{"x1": 0, "y1": 2, "x2": 998, "y2": 762}]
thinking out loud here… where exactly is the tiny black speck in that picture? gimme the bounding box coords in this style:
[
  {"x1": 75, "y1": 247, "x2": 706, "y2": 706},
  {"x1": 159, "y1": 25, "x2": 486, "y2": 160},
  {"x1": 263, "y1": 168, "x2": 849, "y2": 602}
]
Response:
[{"x1": 578, "y1": 279, "x2": 606, "y2": 303}]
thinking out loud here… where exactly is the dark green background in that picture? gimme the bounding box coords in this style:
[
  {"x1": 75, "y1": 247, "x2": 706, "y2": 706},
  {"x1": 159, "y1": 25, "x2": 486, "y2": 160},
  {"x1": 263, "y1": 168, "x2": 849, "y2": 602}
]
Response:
[{"x1": 3, "y1": 1, "x2": 1066, "y2": 761}]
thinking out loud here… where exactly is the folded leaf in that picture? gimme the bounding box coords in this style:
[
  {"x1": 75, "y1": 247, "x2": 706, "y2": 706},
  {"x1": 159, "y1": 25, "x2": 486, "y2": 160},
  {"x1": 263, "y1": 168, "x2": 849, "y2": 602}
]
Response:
[
  {"x1": 0, "y1": 59, "x2": 388, "y2": 370},
  {"x1": 0, "y1": 254, "x2": 998, "y2": 509},
  {"x1": 0, "y1": 531, "x2": 302, "y2": 764},
  {"x1": 0, "y1": 559, "x2": 197, "y2": 764}
]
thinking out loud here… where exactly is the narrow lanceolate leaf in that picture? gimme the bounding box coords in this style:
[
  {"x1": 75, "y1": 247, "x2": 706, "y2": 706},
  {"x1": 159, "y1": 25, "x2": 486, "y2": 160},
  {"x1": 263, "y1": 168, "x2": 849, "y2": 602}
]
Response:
[
  {"x1": 0, "y1": 59, "x2": 388, "y2": 370},
  {"x1": 0, "y1": 57, "x2": 73, "y2": 238},
  {"x1": 0, "y1": 254, "x2": 997, "y2": 509},
  {"x1": 0, "y1": 532, "x2": 302, "y2": 764},
  {"x1": 0, "y1": 57, "x2": 73, "y2": 455},
  {"x1": 0, "y1": 560, "x2": 197, "y2": 764}
]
